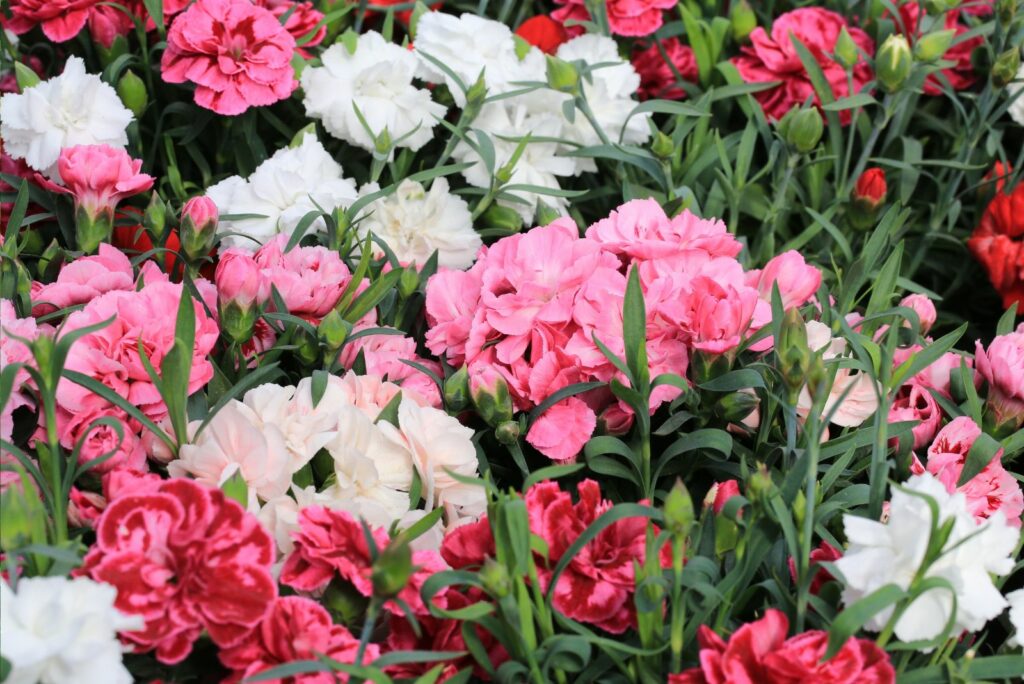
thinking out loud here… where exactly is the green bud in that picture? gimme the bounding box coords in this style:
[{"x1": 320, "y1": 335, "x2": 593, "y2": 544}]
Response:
[
  {"x1": 991, "y1": 48, "x2": 1021, "y2": 88},
  {"x1": 778, "y1": 308, "x2": 809, "y2": 399},
  {"x1": 464, "y1": 72, "x2": 488, "y2": 120},
  {"x1": 546, "y1": 55, "x2": 581, "y2": 95},
  {"x1": 0, "y1": 470, "x2": 48, "y2": 551},
  {"x1": 374, "y1": 127, "x2": 393, "y2": 157},
  {"x1": 663, "y1": 480, "x2": 695, "y2": 537},
  {"x1": 480, "y1": 203, "x2": 523, "y2": 234},
  {"x1": 443, "y1": 366, "x2": 471, "y2": 412},
  {"x1": 534, "y1": 205, "x2": 562, "y2": 227},
  {"x1": 651, "y1": 130, "x2": 674, "y2": 160},
  {"x1": 296, "y1": 328, "x2": 320, "y2": 366},
  {"x1": 714, "y1": 390, "x2": 759, "y2": 423},
  {"x1": 219, "y1": 299, "x2": 258, "y2": 345},
  {"x1": 371, "y1": 541, "x2": 414, "y2": 599},
  {"x1": 479, "y1": 558, "x2": 511, "y2": 598},
  {"x1": 997, "y1": 0, "x2": 1018, "y2": 24},
  {"x1": 13, "y1": 61, "x2": 40, "y2": 92},
  {"x1": 745, "y1": 463, "x2": 773, "y2": 505},
  {"x1": 323, "y1": 579, "x2": 370, "y2": 624},
  {"x1": 714, "y1": 516, "x2": 739, "y2": 556},
  {"x1": 75, "y1": 205, "x2": 114, "y2": 254},
  {"x1": 317, "y1": 309, "x2": 349, "y2": 352},
  {"x1": 804, "y1": 354, "x2": 828, "y2": 404},
  {"x1": 495, "y1": 420, "x2": 520, "y2": 445},
  {"x1": 38, "y1": 239, "x2": 65, "y2": 281},
  {"x1": 784, "y1": 108, "x2": 824, "y2": 154},
  {"x1": 876, "y1": 34, "x2": 913, "y2": 93},
  {"x1": 398, "y1": 266, "x2": 420, "y2": 299},
  {"x1": 117, "y1": 70, "x2": 148, "y2": 117},
  {"x1": 96, "y1": 35, "x2": 128, "y2": 67},
  {"x1": 143, "y1": 192, "x2": 169, "y2": 243},
  {"x1": 793, "y1": 489, "x2": 807, "y2": 529},
  {"x1": 689, "y1": 348, "x2": 734, "y2": 385},
  {"x1": 913, "y1": 29, "x2": 955, "y2": 63},
  {"x1": 834, "y1": 26, "x2": 859, "y2": 69},
  {"x1": 730, "y1": 0, "x2": 757, "y2": 42}
]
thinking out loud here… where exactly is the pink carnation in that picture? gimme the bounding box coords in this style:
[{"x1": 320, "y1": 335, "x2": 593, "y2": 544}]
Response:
[
  {"x1": 914, "y1": 416, "x2": 1024, "y2": 526},
  {"x1": 552, "y1": 0, "x2": 676, "y2": 37},
  {"x1": 899, "y1": 293, "x2": 937, "y2": 335},
  {"x1": 31, "y1": 244, "x2": 135, "y2": 316},
  {"x1": 219, "y1": 596, "x2": 376, "y2": 684},
  {"x1": 56, "y1": 406, "x2": 148, "y2": 474},
  {"x1": 160, "y1": 0, "x2": 298, "y2": 116},
  {"x1": 338, "y1": 325, "x2": 441, "y2": 407},
  {"x1": 975, "y1": 332, "x2": 1024, "y2": 428},
  {"x1": 711, "y1": 479, "x2": 741, "y2": 515},
  {"x1": 56, "y1": 281, "x2": 219, "y2": 422},
  {"x1": 40, "y1": 145, "x2": 154, "y2": 220},
  {"x1": 76, "y1": 478, "x2": 277, "y2": 663},
  {"x1": 891, "y1": 346, "x2": 967, "y2": 398},
  {"x1": 0, "y1": 300, "x2": 46, "y2": 443},
  {"x1": 631, "y1": 37, "x2": 698, "y2": 100},
  {"x1": 6, "y1": 0, "x2": 99, "y2": 42},
  {"x1": 216, "y1": 248, "x2": 271, "y2": 310},
  {"x1": 424, "y1": 266, "x2": 483, "y2": 365},
  {"x1": 747, "y1": 250, "x2": 823, "y2": 310},
  {"x1": 676, "y1": 275, "x2": 760, "y2": 354},
  {"x1": 888, "y1": 382, "x2": 943, "y2": 451},
  {"x1": 253, "y1": 0, "x2": 327, "y2": 58},
  {"x1": 526, "y1": 480, "x2": 669, "y2": 633},
  {"x1": 732, "y1": 8, "x2": 874, "y2": 123}
]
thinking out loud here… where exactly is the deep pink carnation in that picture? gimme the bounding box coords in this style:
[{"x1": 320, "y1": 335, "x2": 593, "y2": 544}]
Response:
[
  {"x1": 440, "y1": 516, "x2": 495, "y2": 569},
  {"x1": 76, "y1": 479, "x2": 277, "y2": 664},
  {"x1": 552, "y1": 0, "x2": 676, "y2": 37},
  {"x1": 254, "y1": 0, "x2": 327, "y2": 58},
  {"x1": 732, "y1": 8, "x2": 874, "y2": 123},
  {"x1": 526, "y1": 480, "x2": 669, "y2": 633},
  {"x1": 160, "y1": 0, "x2": 298, "y2": 116},
  {"x1": 631, "y1": 37, "x2": 699, "y2": 100},
  {"x1": 56, "y1": 406, "x2": 147, "y2": 474},
  {"x1": 0, "y1": 300, "x2": 46, "y2": 444},
  {"x1": 894, "y1": 2, "x2": 981, "y2": 95},
  {"x1": 6, "y1": 0, "x2": 100, "y2": 43},
  {"x1": 220, "y1": 596, "x2": 376, "y2": 684},
  {"x1": 39, "y1": 145, "x2": 154, "y2": 220},
  {"x1": 746, "y1": 250, "x2": 823, "y2": 311},
  {"x1": 56, "y1": 281, "x2": 219, "y2": 422},
  {"x1": 888, "y1": 382, "x2": 943, "y2": 450},
  {"x1": 674, "y1": 610, "x2": 894, "y2": 684},
  {"x1": 31, "y1": 243, "x2": 135, "y2": 316}
]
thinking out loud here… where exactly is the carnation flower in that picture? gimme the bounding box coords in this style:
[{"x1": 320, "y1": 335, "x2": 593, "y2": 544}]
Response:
[
  {"x1": 206, "y1": 134, "x2": 358, "y2": 249},
  {"x1": 302, "y1": 31, "x2": 445, "y2": 154},
  {"x1": 1, "y1": 299, "x2": 45, "y2": 443},
  {"x1": 552, "y1": 0, "x2": 676, "y2": 37},
  {"x1": 899, "y1": 293, "x2": 937, "y2": 334},
  {"x1": 888, "y1": 382, "x2": 943, "y2": 450},
  {"x1": 0, "y1": 576, "x2": 143, "y2": 684},
  {"x1": 219, "y1": 596, "x2": 376, "y2": 683},
  {"x1": 56, "y1": 281, "x2": 219, "y2": 422},
  {"x1": 76, "y1": 478, "x2": 277, "y2": 664},
  {"x1": 337, "y1": 325, "x2": 443, "y2": 407},
  {"x1": 526, "y1": 479, "x2": 668, "y2": 633},
  {"x1": 975, "y1": 332, "x2": 1024, "y2": 429},
  {"x1": 1008, "y1": 589, "x2": 1024, "y2": 648},
  {"x1": 674, "y1": 609, "x2": 894, "y2": 684},
  {"x1": 31, "y1": 243, "x2": 134, "y2": 316},
  {"x1": 414, "y1": 11, "x2": 546, "y2": 107},
  {"x1": 160, "y1": 0, "x2": 297, "y2": 116},
  {"x1": 57, "y1": 406, "x2": 148, "y2": 474},
  {"x1": 797, "y1": 321, "x2": 881, "y2": 428},
  {"x1": 912, "y1": 416, "x2": 1023, "y2": 526},
  {"x1": 238, "y1": 383, "x2": 336, "y2": 470},
  {"x1": 967, "y1": 176, "x2": 1024, "y2": 310},
  {"x1": 5, "y1": 0, "x2": 99, "y2": 43},
  {"x1": 356, "y1": 178, "x2": 480, "y2": 269},
  {"x1": 253, "y1": 0, "x2": 327, "y2": 57},
  {"x1": 631, "y1": 37, "x2": 698, "y2": 100},
  {"x1": 514, "y1": 15, "x2": 569, "y2": 54},
  {"x1": 731, "y1": 8, "x2": 874, "y2": 123},
  {"x1": 0, "y1": 56, "x2": 133, "y2": 176},
  {"x1": 835, "y1": 473, "x2": 1019, "y2": 646}
]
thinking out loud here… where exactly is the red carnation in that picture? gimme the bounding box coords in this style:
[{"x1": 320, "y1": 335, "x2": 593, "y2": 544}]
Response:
[
  {"x1": 76, "y1": 479, "x2": 277, "y2": 664},
  {"x1": 220, "y1": 596, "x2": 378, "y2": 684},
  {"x1": 787, "y1": 540, "x2": 843, "y2": 596},
  {"x1": 631, "y1": 37, "x2": 698, "y2": 100},
  {"x1": 525, "y1": 479, "x2": 669, "y2": 633},
  {"x1": 441, "y1": 516, "x2": 496, "y2": 569},
  {"x1": 968, "y1": 176, "x2": 1024, "y2": 310},
  {"x1": 514, "y1": 15, "x2": 569, "y2": 55},
  {"x1": 711, "y1": 479, "x2": 742, "y2": 515},
  {"x1": 6, "y1": 0, "x2": 100, "y2": 43},
  {"x1": 854, "y1": 168, "x2": 888, "y2": 208}
]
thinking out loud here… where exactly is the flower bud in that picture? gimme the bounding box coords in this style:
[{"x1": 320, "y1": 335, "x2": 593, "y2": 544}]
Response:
[
  {"x1": 374, "y1": 127, "x2": 393, "y2": 158},
  {"x1": 398, "y1": 266, "x2": 420, "y2": 299},
  {"x1": 714, "y1": 390, "x2": 759, "y2": 423},
  {"x1": 215, "y1": 250, "x2": 268, "y2": 312},
  {"x1": 371, "y1": 541, "x2": 414, "y2": 599},
  {"x1": 534, "y1": 205, "x2": 562, "y2": 227},
  {"x1": 75, "y1": 205, "x2": 114, "y2": 254},
  {"x1": 712, "y1": 480, "x2": 742, "y2": 516},
  {"x1": 495, "y1": 420, "x2": 520, "y2": 445},
  {"x1": 913, "y1": 29, "x2": 955, "y2": 64},
  {"x1": 219, "y1": 300, "x2": 258, "y2": 345},
  {"x1": 745, "y1": 463, "x2": 773, "y2": 505},
  {"x1": 730, "y1": 0, "x2": 757, "y2": 42},
  {"x1": 545, "y1": 54, "x2": 580, "y2": 95},
  {"x1": 443, "y1": 365, "x2": 471, "y2": 411},
  {"x1": 116, "y1": 69, "x2": 148, "y2": 117},
  {"x1": 998, "y1": 0, "x2": 1018, "y2": 24},
  {"x1": 876, "y1": 35, "x2": 913, "y2": 93},
  {"x1": 295, "y1": 328, "x2": 320, "y2": 366},
  {"x1": 853, "y1": 167, "x2": 887, "y2": 209},
  {"x1": 464, "y1": 72, "x2": 488, "y2": 121},
  {"x1": 834, "y1": 26, "x2": 859, "y2": 69},
  {"x1": 664, "y1": 480, "x2": 695, "y2": 536},
  {"x1": 0, "y1": 471, "x2": 47, "y2": 550},
  {"x1": 479, "y1": 557, "x2": 511, "y2": 597},
  {"x1": 991, "y1": 48, "x2": 1021, "y2": 88},
  {"x1": 793, "y1": 489, "x2": 807, "y2": 529},
  {"x1": 651, "y1": 130, "x2": 674, "y2": 160},
  {"x1": 480, "y1": 203, "x2": 522, "y2": 234},
  {"x1": 180, "y1": 196, "x2": 219, "y2": 262},
  {"x1": 782, "y1": 107, "x2": 823, "y2": 154},
  {"x1": 317, "y1": 309, "x2": 350, "y2": 353},
  {"x1": 470, "y1": 366, "x2": 514, "y2": 426},
  {"x1": 96, "y1": 34, "x2": 128, "y2": 67},
  {"x1": 143, "y1": 191, "x2": 169, "y2": 243},
  {"x1": 14, "y1": 61, "x2": 40, "y2": 91},
  {"x1": 898, "y1": 293, "x2": 937, "y2": 334},
  {"x1": 778, "y1": 308, "x2": 810, "y2": 399}
]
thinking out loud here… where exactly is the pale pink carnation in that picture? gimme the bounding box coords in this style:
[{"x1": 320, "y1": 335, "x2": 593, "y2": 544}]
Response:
[
  {"x1": 975, "y1": 333, "x2": 1024, "y2": 428},
  {"x1": 338, "y1": 325, "x2": 441, "y2": 407},
  {"x1": 747, "y1": 250, "x2": 822, "y2": 310},
  {"x1": 424, "y1": 266, "x2": 483, "y2": 364},
  {"x1": 899, "y1": 294, "x2": 937, "y2": 334},
  {"x1": 31, "y1": 243, "x2": 134, "y2": 316},
  {"x1": 1, "y1": 300, "x2": 45, "y2": 443},
  {"x1": 160, "y1": 0, "x2": 298, "y2": 116}
]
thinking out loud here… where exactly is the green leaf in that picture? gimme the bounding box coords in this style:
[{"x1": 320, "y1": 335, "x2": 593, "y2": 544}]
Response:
[
  {"x1": 697, "y1": 369, "x2": 765, "y2": 392},
  {"x1": 341, "y1": 268, "x2": 402, "y2": 324},
  {"x1": 957, "y1": 431, "x2": 1002, "y2": 487},
  {"x1": 374, "y1": 391, "x2": 402, "y2": 428},
  {"x1": 221, "y1": 470, "x2": 249, "y2": 508},
  {"x1": 821, "y1": 94, "x2": 878, "y2": 111},
  {"x1": 622, "y1": 265, "x2": 649, "y2": 394},
  {"x1": 310, "y1": 369, "x2": 329, "y2": 408},
  {"x1": 523, "y1": 463, "x2": 586, "y2": 490},
  {"x1": 143, "y1": 0, "x2": 164, "y2": 34},
  {"x1": 527, "y1": 381, "x2": 605, "y2": 426},
  {"x1": 824, "y1": 583, "x2": 906, "y2": 660},
  {"x1": 161, "y1": 287, "x2": 197, "y2": 446}
]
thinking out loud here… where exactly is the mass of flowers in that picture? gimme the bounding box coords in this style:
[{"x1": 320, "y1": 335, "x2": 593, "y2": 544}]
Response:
[{"x1": 0, "y1": 1, "x2": 1022, "y2": 683}]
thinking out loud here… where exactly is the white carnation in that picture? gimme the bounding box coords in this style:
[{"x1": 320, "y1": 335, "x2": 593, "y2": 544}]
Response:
[
  {"x1": 1008, "y1": 61, "x2": 1024, "y2": 127},
  {"x1": 1007, "y1": 589, "x2": 1024, "y2": 649},
  {"x1": 453, "y1": 100, "x2": 576, "y2": 223},
  {"x1": 835, "y1": 473, "x2": 1019, "y2": 648},
  {"x1": 206, "y1": 133, "x2": 357, "y2": 250},
  {"x1": 0, "y1": 576, "x2": 142, "y2": 684},
  {"x1": 302, "y1": 31, "x2": 445, "y2": 154},
  {"x1": 413, "y1": 11, "x2": 545, "y2": 106},
  {"x1": 0, "y1": 56, "x2": 133, "y2": 177},
  {"x1": 797, "y1": 320, "x2": 880, "y2": 428},
  {"x1": 240, "y1": 383, "x2": 336, "y2": 472},
  {"x1": 555, "y1": 34, "x2": 650, "y2": 173},
  {"x1": 357, "y1": 177, "x2": 481, "y2": 269}
]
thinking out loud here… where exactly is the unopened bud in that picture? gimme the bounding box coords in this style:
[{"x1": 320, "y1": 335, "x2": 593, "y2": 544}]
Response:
[
  {"x1": 495, "y1": 420, "x2": 520, "y2": 445},
  {"x1": 372, "y1": 541, "x2": 414, "y2": 598},
  {"x1": 746, "y1": 464, "x2": 773, "y2": 505},
  {"x1": 317, "y1": 310, "x2": 350, "y2": 352},
  {"x1": 479, "y1": 558, "x2": 511, "y2": 597},
  {"x1": 876, "y1": 35, "x2": 913, "y2": 93},
  {"x1": 464, "y1": 72, "x2": 488, "y2": 120},
  {"x1": 219, "y1": 300, "x2": 258, "y2": 345},
  {"x1": 398, "y1": 266, "x2": 420, "y2": 298},
  {"x1": 180, "y1": 196, "x2": 219, "y2": 262},
  {"x1": 534, "y1": 205, "x2": 562, "y2": 227},
  {"x1": 480, "y1": 203, "x2": 522, "y2": 234},
  {"x1": 997, "y1": 0, "x2": 1018, "y2": 24},
  {"x1": 374, "y1": 127, "x2": 393, "y2": 157},
  {"x1": 778, "y1": 309, "x2": 810, "y2": 399},
  {"x1": 913, "y1": 29, "x2": 955, "y2": 63},
  {"x1": 781, "y1": 107, "x2": 823, "y2": 154},
  {"x1": 143, "y1": 191, "x2": 169, "y2": 243},
  {"x1": 117, "y1": 70, "x2": 148, "y2": 117},
  {"x1": 714, "y1": 390, "x2": 759, "y2": 423},
  {"x1": 651, "y1": 130, "x2": 674, "y2": 160},
  {"x1": 545, "y1": 55, "x2": 580, "y2": 95},
  {"x1": 96, "y1": 34, "x2": 128, "y2": 67},
  {"x1": 834, "y1": 26, "x2": 859, "y2": 69},
  {"x1": 663, "y1": 480, "x2": 695, "y2": 536},
  {"x1": 0, "y1": 471, "x2": 47, "y2": 550},
  {"x1": 850, "y1": 167, "x2": 887, "y2": 229},
  {"x1": 730, "y1": 0, "x2": 757, "y2": 42},
  {"x1": 991, "y1": 48, "x2": 1021, "y2": 88},
  {"x1": 470, "y1": 366, "x2": 514, "y2": 426},
  {"x1": 443, "y1": 366, "x2": 471, "y2": 412}
]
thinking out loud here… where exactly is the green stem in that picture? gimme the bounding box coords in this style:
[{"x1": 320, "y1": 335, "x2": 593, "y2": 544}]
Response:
[{"x1": 354, "y1": 597, "x2": 381, "y2": 668}]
